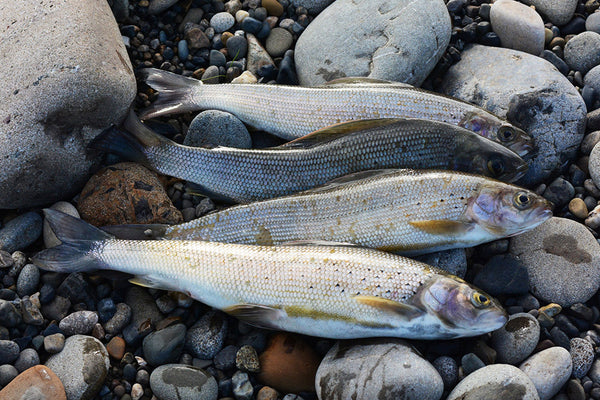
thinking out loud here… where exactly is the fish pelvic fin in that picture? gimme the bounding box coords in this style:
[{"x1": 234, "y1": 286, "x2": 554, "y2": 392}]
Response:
[
  {"x1": 139, "y1": 68, "x2": 202, "y2": 119},
  {"x1": 223, "y1": 304, "x2": 286, "y2": 330},
  {"x1": 354, "y1": 296, "x2": 424, "y2": 320},
  {"x1": 408, "y1": 220, "x2": 473, "y2": 235},
  {"x1": 32, "y1": 210, "x2": 111, "y2": 273}
]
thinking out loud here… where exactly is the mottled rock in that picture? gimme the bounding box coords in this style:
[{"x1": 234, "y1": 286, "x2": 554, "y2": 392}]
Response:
[
  {"x1": 78, "y1": 162, "x2": 182, "y2": 226},
  {"x1": 14, "y1": 348, "x2": 40, "y2": 372},
  {"x1": 185, "y1": 311, "x2": 227, "y2": 359},
  {"x1": 0, "y1": 365, "x2": 66, "y2": 400},
  {"x1": 59, "y1": 311, "x2": 98, "y2": 336},
  {"x1": 490, "y1": 0, "x2": 545, "y2": 55},
  {"x1": 520, "y1": 347, "x2": 572, "y2": 400},
  {"x1": 295, "y1": 0, "x2": 451, "y2": 86},
  {"x1": 570, "y1": 338, "x2": 594, "y2": 379},
  {"x1": 148, "y1": 0, "x2": 177, "y2": 14},
  {"x1": 414, "y1": 248, "x2": 467, "y2": 278},
  {"x1": 492, "y1": 313, "x2": 540, "y2": 364},
  {"x1": 447, "y1": 364, "x2": 539, "y2": 400},
  {"x1": 290, "y1": 0, "x2": 333, "y2": 14},
  {"x1": 185, "y1": 110, "x2": 251, "y2": 149},
  {"x1": 441, "y1": 45, "x2": 586, "y2": 186},
  {"x1": 0, "y1": 340, "x2": 20, "y2": 364},
  {"x1": 316, "y1": 339, "x2": 443, "y2": 400},
  {"x1": 44, "y1": 333, "x2": 65, "y2": 354},
  {"x1": 246, "y1": 33, "x2": 275, "y2": 76},
  {"x1": 149, "y1": 364, "x2": 218, "y2": 400}
]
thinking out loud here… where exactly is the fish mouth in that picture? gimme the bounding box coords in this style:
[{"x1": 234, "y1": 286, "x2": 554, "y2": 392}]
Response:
[
  {"x1": 504, "y1": 162, "x2": 529, "y2": 182},
  {"x1": 508, "y1": 134, "x2": 536, "y2": 159}
]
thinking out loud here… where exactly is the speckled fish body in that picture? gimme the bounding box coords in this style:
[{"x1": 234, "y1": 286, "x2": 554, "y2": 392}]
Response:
[
  {"x1": 90, "y1": 113, "x2": 527, "y2": 203},
  {"x1": 130, "y1": 170, "x2": 552, "y2": 256},
  {"x1": 140, "y1": 69, "x2": 534, "y2": 157},
  {"x1": 34, "y1": 210, "x2": 508, "y2": 339}
]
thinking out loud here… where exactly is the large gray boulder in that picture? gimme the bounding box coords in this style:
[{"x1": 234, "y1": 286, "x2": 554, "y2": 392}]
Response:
[
  {"x1": 440, "y1": 45, "x2": 586, "y2": 186},
  {"x1": 0, "y1": 0, "x2": 136, "y2": 209},
  {"x1": 294, "y1": 0, "x2": 451, "y2": 86}
]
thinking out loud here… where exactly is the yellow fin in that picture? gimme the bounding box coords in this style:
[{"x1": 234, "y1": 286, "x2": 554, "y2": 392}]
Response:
[
  {"x1": 409, "y1": 220, "x2": 472, "y2": 235},
  {"x1": 354, "y1": 296, "x2": 423, "y2": 319},
  {"x1": 129, "y1": 275, "x2": 179, "y2": 292},
  {"x1": 223, "y1": 304, "x2": 285, "y2": 330}
]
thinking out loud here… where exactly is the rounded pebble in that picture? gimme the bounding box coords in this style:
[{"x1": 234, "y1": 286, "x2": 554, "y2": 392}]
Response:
[
  {"x1": 0, "y1": 212, "x2": 42, "y2": 254},
  {"x1": 149, "y1": 364, "x2": 217, "y2": 400},
  {"x1": 265, "y1": 27, "x2": 293, "y2": 57},
  {"x1": 492, "y1": 313, "x2": 540, "y2": 364},
  {"x1": 236, "y1": 345, "x2": 260, "y2": 373},
  {"x1": 0, "y1": 340, "x2": 20, "y2": 364},
  {"x1": 520, "y1": 346, "x2": 572, "y2": 400},
  {"x1": 570, "y1": 338, "x2": 594, "y2": 379},
  {"x1": 185, "y1": 110, "x2": 251, "y2": 149},
  {"x1": 143, "y1": 323, "x2": 186, "y2": 366},
  {"x1": 16, "y1": 263, "x2": 40, "y2": 297},
  {"x1": 489, "y1": 0, "x2": 545, "y2": 55},
  {"x1": 0, "y1": 365, "x2": 66, "y2": 400},
  {"x1": 433, "y1": 356, "x2": 458, "y2": 389},
  {"x1": 447, "y1": 364, "x2": 539, "y2": 400},
  {"x1": 564, "y1": 31, "x2": 600, "y2": 74},
  {"x1": 14, "y1": 348, "x2": 40, "y2": 373},
  {"x1": 0, "y1": 364, "x2": 18, "y2": 386},
  {"x1": 185, "y1": 311, "x2": 227, "y2": 359},
  {"x1": 44, "y1": 333, "x2": 65, "y2": 354},
  {"x1": 232, "y1": 370, "x2": 253, "y2": 400},
  {"x1": 569, "y1": 198, "x2": 589, "y2": 219},
  {"x1": 210, "y1": 12, "x2": 235, "y2": 33},
  {"x1": 59, "y1": 311, "x2": 98, "y2": 336}
]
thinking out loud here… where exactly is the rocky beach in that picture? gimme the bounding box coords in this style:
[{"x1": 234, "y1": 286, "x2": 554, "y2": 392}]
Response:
[{"x1": 2, "y1": 0, "x2": 600, "y2": 399}]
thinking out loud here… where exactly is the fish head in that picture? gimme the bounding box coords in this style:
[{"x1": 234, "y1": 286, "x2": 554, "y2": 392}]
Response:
[
  {"x1": 415, "y1": 275, "x2": 507, "y2": 337},
  {"x1": 466, "y1": 184, "x2": 552, "y2": 237},
  {"x1": 460, "y1": 112, "x2": 534, "y2": 158},
  {"x1": 452, "y1": 132, "x2": 528, "y2": 182}
]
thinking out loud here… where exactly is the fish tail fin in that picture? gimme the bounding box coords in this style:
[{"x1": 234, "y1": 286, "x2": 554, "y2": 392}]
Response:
[
  {"x1": 139, "y1": 68, "x2": 202, "y2": 119},
  {"x1": 32, "y1": 210, "x2": 112, "y2": 273},
  {"x1": 89, "y1": 110, "x2": 169, "y2": 165}
]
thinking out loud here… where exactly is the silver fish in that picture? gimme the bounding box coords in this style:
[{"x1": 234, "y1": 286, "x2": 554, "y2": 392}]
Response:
[
  {"x1": 107, "y1": 169, "x2": 552, "y2": 256},
  {"x1": 90, "y1": 112, "x2": 527, "y2": 203},
  {"x1": 140, "y1": 69, "x2": 534, "y2": 157},
  {"x1": 34, "y1": 210, "x2": 508, "y2": 339}
]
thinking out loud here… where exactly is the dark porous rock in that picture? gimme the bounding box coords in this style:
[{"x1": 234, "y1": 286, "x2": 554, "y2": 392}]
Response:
[
  {"x1": 433, "y1": 355, "x2": 459, "y2": 389},
  {"x1": 570, "y1": 338, "x2": 594, "y2": 379},
  {"x1": 509, "y1": 217, "x2": 600, "y2": 307},
  {"x1": 185, "y1": 311, "x2": 227, "y2": 359},
  {"x1": 149, "y1": 364, "x2": 218, "y2": 400},
  {"x1": 103, "y1": 303, "x2": 132, "y2": 334},
  {"x1": 45, "y1": 335, "x2": 110, "y2": 400},
  {"x1": 59, "y1": 311, "x2": 98, "y2": 336},
  {"x1": 519, "y1": 346, "x2": 572, "y2": 400},
  {"x1": 473, "y1": 254, "x2": 529, "y2": 296},
  {"x1": 0, "y1": 340, "x2": 20, "y2": 364},
  {"x1": 214, "y1": 344, "x2": 239, "y2": 370},
  {"x1": 185, "y1": 110, "x2": 252, "y2": 149},
  {"x1": 447, "y1": 364, "x2": 539, "y2": 400},
  {"x1": 0, "y1": 212, "x2": 42, "y2": 253},
  {"x1": 77, "y1": 162, "x2": 183, "y2": 227},
  {"x1": 540, "y1": 50, "x2": 569, "y2": 75},
  {"x1": 142, "y1": 323, "x2": 186, "y2": 366},
  {"x1": 316, "y1": 338, "x2": 443, "y2": 400},
  {"x1": 16, "y1": 264, "x2": 40, "y2": 297},
  {"x1": 441, "y1": 45, "x2": 586, "y2": 186}
]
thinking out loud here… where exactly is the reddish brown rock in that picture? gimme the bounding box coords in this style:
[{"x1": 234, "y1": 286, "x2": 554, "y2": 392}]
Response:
[
  {"x1": 106, "y1": 336, "x2": 126, "y2": 360},
  {"x1": 77, "y1": 162, "x2": 182, "y2": 226},
  {"x1": 0, "y1": 365, "x2": 66, "y2": 400},
  {"x1": 257, "y1": 386, "x2": 279, "y2": 400},
  {"x1": 258, "y1": 333, "x2": 320, "y2": 393}
]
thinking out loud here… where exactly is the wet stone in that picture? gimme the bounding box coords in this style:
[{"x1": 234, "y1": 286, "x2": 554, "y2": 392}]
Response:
[
  {"x1": 0, "y1": 365, "x2": 66, "y2": 400},
  {"x1": 149, "y1": 364, "x2": 218, "y2": 400},
  {"x1": 447, "y1": 364, "x2": 539, "y2": 400},
  {"x1": 59, "y1": 311, "x2": 98, "y2": 336}
]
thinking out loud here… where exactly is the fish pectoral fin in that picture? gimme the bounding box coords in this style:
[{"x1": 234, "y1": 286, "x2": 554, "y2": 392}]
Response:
[
  {"x1": 354, "y1": 296, "x2": 424, "y2": 320},
  {"x1": 129, "y1": 275, "x2": 180, "y2": 292},
  {"x1": 408, "y1": 220, "x2": 473, "y2": 235},
  {"x1": 224, "y1": 304, "x2": 286, "y2": 330}
]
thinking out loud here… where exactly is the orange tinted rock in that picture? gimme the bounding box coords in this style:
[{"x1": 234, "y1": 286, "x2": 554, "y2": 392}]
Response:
[
  {"x1": 262, "y1": 0, "x2": 284, "y2": 16},
  {"x1": 106, "y1": 336, "x2": 126, "y2": 360},
  {"x1": 0, "y1": 365, "x2": 66, "y2": 400},
  {"x1": 77, "y1": 162, "x2": 182, "y2": 226},
  {"x1": 258, "y1": 333, "x2": 320, "y2": 393}
]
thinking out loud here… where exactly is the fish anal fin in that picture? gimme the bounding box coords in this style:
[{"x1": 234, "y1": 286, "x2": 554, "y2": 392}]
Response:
[
  {"x1": 408, "y1": 220, "x2": 472, "y2": 235},
  {"x1": 224, "y1": 304, "x2": 286, "y2": 330},
  {"x1": 354, "y1": 296, "x2": 423, "y2": 319}
]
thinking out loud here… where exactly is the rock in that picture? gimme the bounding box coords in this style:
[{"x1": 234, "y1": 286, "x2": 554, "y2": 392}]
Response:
[
  {"x1": 185, "y1": 26, "x2": 211, "y2": 50},
  {"x1": 447, "y1": 364, "x2": 539, "y2": 400},
  {"x1": 106, "y1": 336, "x2": 126, "y2": 360},
  {"x1": 41, "y1": 296, "x2": 71, "y2": 322},
  {"x1": 143, "y1": 324, "x2": 186, "y2": 366},
  {"x1": 490, "y1": 0, "x2": 544, "y2": 55},
  {"x1": 0, "y1": 364, "x2": 18, "y2": 387},
  {"x1": 179, "y1": 8, "x2": 204, "y2": 32},
  {"x1": 492, "y1": 313, "x2": 540, "y2": 364},
  {"x1": 295, "y1": 0, "x2": 451, "y2": 86},
  {"x1": 185, "y1": 311, "x2": 227, "y2": 359},
  {"x1": 258, "y1": 333, "x2": 320, "y2": 393},
  {"x1": 432, "y1": 356, "x2": 458, "y2": 389},
  {"x1": 588, "y1": 142, "x2": 600, "y2": 188},
  {"x1": 211, "y1": 11, "x2": 235, "y2": 33},
  {"x1": 16, "y1": 264, "x2": 40, "y2": 297},
  {"x1": 232, "y1": 371, "x2": 253, "y2": 400},
  {"x1": 209, "y1": 50, "x2": 227, "y2": 67},
  {"x1": 0, "y1": 212, "x2": 42, "y2": 253},
  {"x1": 246, "y1": 33, "x2": 275, "y2": 76},
  {"x1": 231, "y1": 71, "x2": 258, "y2": 84},
  {"x1": 236, "y1": 345, "x2": 260, "y2": 373},
  {"x1": 59, "y1": 311, "x2": 98, "y2": 336},
  {"x1": 569, "y1": 198, "x2": 588, "y2": 219},
  {"x1": 440, "y1": 45, "x2": 586, "y2": 186},
  {"x1": 0, "y1": 365, "x2": 66, "y2": 400},
  {"x1": 543, "y1": 177, "x2": 575, "y2": 209},
  {"x1": 0, "y1": 0, "x2": 135, "y2": 209},
  {"x1": 520, "y1": 346, "x2": 572, "y2": 400},
  {"x1": 316, "y1": 338, "x2": 443, "y2": 400},
  {"x1": 509, "y1": 217, "x2": 600, "y2": 306},
  {"x1": 519, "y1": 0, "x2": 578, "y2": 26},
  {"x1": 265, "y1": 28, "x2": 293, "y2": 58},
  {"x1": 461, "y1": 353, "x2": 486, "y2": 375},
  {"x1": 44, "y1": 334, "x2": 65, "y2": 354},
  {"x1": 570, "y1": 338, "x2": 594, "y2": 379},
  {"x1": 148, "y1": 0, "x2": 177, "y2": 14},
  {"x1": 262, "y1": 0, "x2": 284, "y2": 16},
  {"x1": 185, "y1": 110, "x2": 251, "y2": 149},
  {"x1": 413, "y1": 248, "x2": 467, "y2": 278},
  {"x1": 126, "y1": 287, "x2": 162, "y2": 332},
  {"x1": 0, "y1": 340, "x2": 20, "y2": 364},
  {"x1": 587, "y1": 12, "x2": 600, "y2": 34},
  {"x1": 103, "y1": 303, "x2": 131, "y2": 334},
  {"x1": 45, "y1": 335, "x2": 109, "y2": 400},
  {"x1": 0, "y1": 300, "x2": 22, "y2": 328},
  {"x1": 473, "y1": 254, "x2": 529, "y2": 296},
  {"x1": 590, "y1": 358, "x2": 600, "y2": 383},
  {"x1": 226, "y1": 35, "x2": 248, "y2": 59},
  {"x1": 149, "y1": 364, "x2": 218, "y2": 400},
  {"x1": 77, "y1": 162, "x2": 183, "y2": 226},
  {"x1": 257, "y1": 386, "x2": 279, "y2": 400},
  {"x1": 14, "y1": 348, "x2": 40, "y2": 372},
  {"x1": 564, "y1": 32, "x2": 600, "y2": 74},
  {"x1": 290, "y1": 0, "x2": 333, "y2": 14}
]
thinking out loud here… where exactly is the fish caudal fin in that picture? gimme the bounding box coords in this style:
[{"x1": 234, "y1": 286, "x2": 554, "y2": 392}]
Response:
[
  {"x1": 139, "y1": 68, "x2": 202, "y2": 119},
  {"x1": 32, "y1": 210, "x2": 112, "y2": 273}
]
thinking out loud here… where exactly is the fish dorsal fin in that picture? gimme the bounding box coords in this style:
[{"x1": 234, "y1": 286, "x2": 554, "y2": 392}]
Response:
[
  {"x1": 223, "y1": 304, "x2": 286, "y2": 330},
  {"x1": 318, "y1": 77, "x2": 414, "y2": 88},
  {"x1": 281, "y1": 240, "x2": 358, "y2": 248},
  {"x1": 354, "y1": 296, "x2": 424, "y2": 319},
  {"x1": 408, "y1": 220, "x2": 473, "y2": 235},
  {"x1": 274, "y1": 119, "x2": 406, "y2": 149},
  {"x1": 300, "y1": 169, "x2": 410, "y2": 194},
  {"x1": 129, "y1": 275, "x2": 181, "y2": 292}
]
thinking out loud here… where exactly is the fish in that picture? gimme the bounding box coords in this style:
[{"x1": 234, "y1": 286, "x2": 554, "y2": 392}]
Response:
[
  {"x1": 139, "y1": 68, "x2": 534, "y2": 157},
  {"x1": 105, "y1": 169, "x2": 552, "y2": 256},
  {"x1": 33, "y1": 209, "x2": 508, "y2": 339},
  {"x1": 89, "y1": 111, "x2": 528, "y2": 203}
]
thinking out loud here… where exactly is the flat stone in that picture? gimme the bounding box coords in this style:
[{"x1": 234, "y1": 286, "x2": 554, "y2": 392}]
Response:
[
  {"x1": 490, "y1": 0, "x2": 545, "y2": 55},
  {"x1": 0, "y1": 365, "x2": 66, "y2": 400},
  {"x1": 492, "y1": 313, "x2": 541, "y2": 364},
  {"x1": 143, "y1": 324, "x2": 186, "y2": 366},
  {"x1": 447, "y1": 364, "x2": 539, "y2": 400},
  {"x1": 509, "y1": 217, "x2": 600, "y2": 306},
  {"x1": 316, "y1": 338, "x2": 443, "y2": 400},
  {"x1": 0, "y1": 212, "x2": 42, "y2": 253},
  {"x1": 0, "y1": 0, "x2": 135, "y2": 209},
  {"x1": 520, "y1": 0, "x2": 578, "y2": 25},
  {"x1": 294, "y1": 0, "x2": 451, "y2": 86},
  {"x1": 149, "y1": 364, "x2": 218, "y2": 400},
  {"x1": 520, "y1": 346, "x2": 572, "y2": 400},
  {"x1": 441, "y1": 44, "x2": 586, "y2": 186},
  {"x1": 43, "y1": 202, "x2": 79, "y2": 248}
]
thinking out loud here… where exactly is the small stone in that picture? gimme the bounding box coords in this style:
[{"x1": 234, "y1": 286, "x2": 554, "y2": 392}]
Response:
[
  {"x1": 14, "y1": 348, "x2": 40, "y2": 373},
  {"x1": 148, "y1": 0, "x2": 177, "y2": 14},
  {"x1": 185, "y1": 27, "x2": 211, "y2": 50},
  {"x1": 540, "y1": 50, "x2": 569, "y2": 76},
  {"x1": 185, "y1": 110, "x2": 251, "y2": 149},
  {"x1": 257, "y1": 386, "x2": 279, "y2": 400},
  {"x1": 236, "y1": 345, "x2": 260, "y2": 373},
  {"x1": 262, "y1": 0, "x2": 284, "y2": 16},
  {"x1": 44, "y1": 333, "x2": 65, "y2": 354},
  {"x1": 413, "y1": 248, "x2": 467, "y2": 278},
  {"x1": 143, "y1": 324, "x2": 186, "y2": 366},
  {"x1": 16, "y1": 264, "x2": 40, "y2": 298},
  {"x1": 42, "y1": 296, "x2": 71, "y2": 322},
  {"x1": 106, "y1": 336, "x2": 126, "y2": 360},
  {"x1": 226, "y1": 35, "x2": 248, "y2": 60},
  {"x1": 473, "y1": 254, "x2": 529, "y2": 296},
  {"x1": 492, "y1": 313, "x2": 540, "y2": 364},
  {"x1": 0, "y1": 365, "x2": 66, "y2": 400},
  {"x1": 564, "y1": 32, "x2": 600, "y2": 75},
  {"x1": 490, "y1": 0, "x2": 545, "y2": 55},
  {"x1": 232, "y1": 371, "x2": 254, "y2": 400},
  {"x1": 149, "y1": 364, "x2": 217, "y2": 400},
  {"x1": 447, "y1": 364, "x2": 539, "y2": 400},
  {"x1": 236, "y1": 10, "x2": 250, "y2": 23},
  {"x1": 570, "y1": 337, "x2": 594, "y2": 378},
  {"x1": 520, "y1": 346, "x2": 572, "y2": 400},
  {"x1": 214, "y1": 345, "x2": 238, "y2": 370},
  {"x1": 265, "y1": 28, "x2": 293, "y2": 57},
  {"x1": 519, "y1": 0, "x2": 578, "y2": 26},
  {"x1": 0, "y1": 299, "x2": 22, "y2": 327},
  {"x1": 587, "y1": 11, "x2": 600, "y2": 34},
  {"x1": 179, "y1": 8, "x2": 204, "y2": 32},
  {"x1": 202, "y1": 65, "x2": 221, "y2": 83},
  {"x1": 211, "y1": 12, "x2": 235, "y2": 33},
  {"x1": 543, "y1": 177, "x2": 575, "y2": 209},
  {"x1": 103, "y1": 303, "x2": 132, "y2": 335},
  {"x1": 43, "y1": 201, "x2": 80, "y2": 248},
  {"x1": 185, "y1": 311, "x2": 227, "y2": 359},
  {"x1": 0, "y1": 364, "x2": 18, "y2": 387},
  {"x1": 433, "y1": 356, "x2": 458, "y2": 389},
  {"x1": 461, "y1": 353, "x2": 486, "y2": 375},
  {"x1": 569, "y1": 198, "x2": 588, "y2": 219},
  {"x1": 59, "y1": 311, "x2": 98, "y2": 336},
  {"x1": 0, "y1": 212, "x2": 42, "y2": 253},
  {"x1": 246, "y1": 33, "x2": 275, "y2": 76},
  {"x1": 209, "y1": 49, "x2": 227, "y2": 67},
  {"x1": 0, "y1": 340, "x2": 19, "y2": 364}
]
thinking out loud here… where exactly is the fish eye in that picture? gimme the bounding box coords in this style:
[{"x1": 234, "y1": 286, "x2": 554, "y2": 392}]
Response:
[
  {"x1": 498, "y1": 126, "x2": 515, "y2": 142},
  {"x1": 487, "y1": 157, "x2": 505, "y2": 176},
  {"x1": 513, "y1": 191, "x2": 532, "y2": 209},
  {"x1": 471, "y1": 292, "x2": 491, "y2": 308}
]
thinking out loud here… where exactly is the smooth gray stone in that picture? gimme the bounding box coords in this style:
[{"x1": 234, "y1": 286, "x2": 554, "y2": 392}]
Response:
[
  {"x1": 290, "y1": 0, "x2": 334, "y2": 14},
  {"x1": 587, "y1": 12, "x2": 600, "y2": 34},
  {"x1": 520, "y1": 347, "x2": 572, "y2": 400},
  {"x1": 143, "y1": 324, "x2": 186, "y2": 366},
  {"x1": 185, "y1": 110, "x2": 251, "y2": 149},
  {"x1": 0, "y1": 212, "x2": 42, "y2": 253},
  {"x1": 149, "y1": 364, "x2": 218, "y2": 400},
  {"x1": 148, "y1": 0, "x2": 177, "y2": 14},
  {"x1": 490, "y1": 0, "x2": 545, "y2": 55},
  {"x1": 520, "y1": 0, "x2": 578, "y2": 25},
  {"x1": 491, "y1": 313, "x2": 540, "y2": 364},
  {"x1": 294, "y1": 0, "x2": 451, "y2": 86},
  {"x1": 564, "y1": 31, "x2": 600, "y2": 74},
  {"x1": 441, "y1": 44, "x2": 586, "y2": 186}
]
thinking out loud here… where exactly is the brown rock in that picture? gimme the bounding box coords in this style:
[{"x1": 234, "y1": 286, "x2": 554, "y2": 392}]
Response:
[
  {"x1": 106, "y1": 336, "x2": 126, "y2": 360},
  {"x1": 569, "y1": 198, "x2": 588, "y2": 219},
  {"x1": 258, "y1": 333, "x2": 320, "y2": 393},
  {"x1": 0, "y1": 365, "x2": 66, "y2": 400},
  {"x1": 77, "y1": 162, "x2": 182, "y2": 226},
  {"x1": 257, "y1": 386, "x2": 279, "y2": 400},
  {"x1": 262, "y1": 0, "x2": 284, "y2": 16}
]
